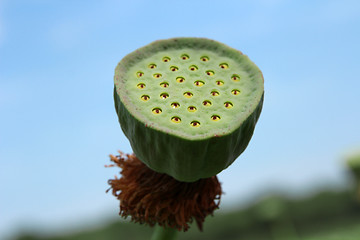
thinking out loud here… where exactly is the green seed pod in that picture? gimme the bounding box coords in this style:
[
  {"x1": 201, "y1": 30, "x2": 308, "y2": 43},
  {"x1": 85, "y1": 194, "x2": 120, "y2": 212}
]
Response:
[{"x1": 114, "y1": 38, "x2": 264, "y2": 182}]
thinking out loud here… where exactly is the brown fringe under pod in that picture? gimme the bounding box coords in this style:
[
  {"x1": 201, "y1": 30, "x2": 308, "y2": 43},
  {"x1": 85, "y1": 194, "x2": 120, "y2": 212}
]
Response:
[{"x1": 106, "y1": 151, "x2": 222, "y2": 232}]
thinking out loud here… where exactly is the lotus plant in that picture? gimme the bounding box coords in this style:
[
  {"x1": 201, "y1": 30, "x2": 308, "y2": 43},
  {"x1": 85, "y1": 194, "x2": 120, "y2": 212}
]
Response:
[{"x1": 107, "y1": 38, "x2": 264, "y2": 240}]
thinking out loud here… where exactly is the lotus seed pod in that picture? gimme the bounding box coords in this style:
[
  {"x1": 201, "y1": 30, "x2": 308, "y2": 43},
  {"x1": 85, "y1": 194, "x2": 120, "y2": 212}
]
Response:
[{"x1": 114, "y1": 38, "x2": 264, "y2": 182}]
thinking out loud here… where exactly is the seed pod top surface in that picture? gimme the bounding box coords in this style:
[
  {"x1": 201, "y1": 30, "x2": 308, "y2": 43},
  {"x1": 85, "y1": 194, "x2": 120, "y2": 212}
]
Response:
[
  {"x1": 115, "y1": 38, "x2": 263, "y2": 139},
  {"x1": 114, "y1": 38, "x2": 264, "y2": 182}
]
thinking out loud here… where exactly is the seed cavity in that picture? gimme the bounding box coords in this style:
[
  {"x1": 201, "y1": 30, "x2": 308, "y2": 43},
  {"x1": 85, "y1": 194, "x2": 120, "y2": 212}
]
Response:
[
  {"x1": 160, "y1": 93, "x2": 169, "y2": 99},
  {"x1": 203, "y1": 100, "x2": 212, "y2": 106},
  {"x1": 141, "y1": 95, "x2": 150, "y2": 101},
  {"x1": 194, "y1": 80, "x2": 205, "y2": 87},
  {"x1": 163, "y1": 57, "x2": 171, "y2": 62},
  {"x1": 148, "y1": 63, "x2": 157, "y2": 69},
  {"x1": 160, "y1": 82, "x2": 169, "y2": 88},
  {"x1": 176, "y1": 77, "x2": 185, "y2": 83},
  {"x1": 216, "y1": 80, "x2": 224, "y2": 86},
  {"x1": 201, "y1": 56, "x2": 209, "y2": 62},
  {"x1": 171, "y1": 102, "x2": 180, "y2": 108},
  {"x1": 171, "y1": 116, "x2": 181, "y2": 123},
  {"x1": 170, "y1": 66, "x2": 179, "y2": 72},
  {"x1": 184, "y1": 92, "x2": 193, "y2": 98},
  {"x1": 190, "y1": 121, "x2": 200, "y2": 127},
  {"x1": 187, "y1": 106, "x2": 197, "y2": 112},
  {"x1": 211, "y1": 115, "x2": 221, "y2": 121},
  {"x1": 154, "y1": 73, "x2": 162, "y2": 78},
  {"x1": 181, "y1": 54, "x2": 189, "y2": 60},
  {"x1": 231, "y1": 89, "x2": 240, "y2": 95},
  {"x1": 224, "y1": 102, "x2": 233, "y2": 108},
  {"x1": 152, "y1": 108, "x2": 162, "y2": 114},
  {"x1": 189, "y1": 65, "x2": 198, "y2": 71},
  {"x1": 231, "y1": 74, "x2": 240, "y2": 81},
  {"x1": 211, "y1": 90, "x2": 219, "y2": 96},
  {"x1": 219, "y1": 63, "x2": 229, "y2": 69},
  {"x1": 137, "y1": 71, "x2": 144, "y2": 77},
  {"x1": 137, "y1": 83, "x2": 146, "y2": 89},
  {"x1": 206, "y1": 70, "x2": 215, "y2": 76}
]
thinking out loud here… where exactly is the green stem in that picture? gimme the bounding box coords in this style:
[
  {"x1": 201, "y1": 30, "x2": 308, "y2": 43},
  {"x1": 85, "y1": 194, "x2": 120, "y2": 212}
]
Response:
[{"x1": 151, "y1": 225, "x2": 178, "y2": 240}]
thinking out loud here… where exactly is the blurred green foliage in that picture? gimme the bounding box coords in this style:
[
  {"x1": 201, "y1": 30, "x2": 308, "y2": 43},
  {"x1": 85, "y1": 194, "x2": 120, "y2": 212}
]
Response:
[
  {"x1": 14, "y1": 189, "x2": 360, "y2": 240},
  {"x1": 347, "y1": 153, "x2": 360, "y2": 178},
  {"x1": 347, "y1": 154, "x2": 360, "y2": 169}
]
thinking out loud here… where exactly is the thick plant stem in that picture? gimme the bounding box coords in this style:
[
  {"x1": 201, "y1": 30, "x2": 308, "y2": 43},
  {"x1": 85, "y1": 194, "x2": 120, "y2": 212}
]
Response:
[{"x1": 151, "y1": 225, "x2": 178, "y2": 240}]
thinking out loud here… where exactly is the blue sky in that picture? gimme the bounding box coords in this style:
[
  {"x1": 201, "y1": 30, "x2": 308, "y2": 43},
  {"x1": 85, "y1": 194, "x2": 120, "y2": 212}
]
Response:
[{"x1": 1, "y1": 0, "x2": 360, "y2": 238}]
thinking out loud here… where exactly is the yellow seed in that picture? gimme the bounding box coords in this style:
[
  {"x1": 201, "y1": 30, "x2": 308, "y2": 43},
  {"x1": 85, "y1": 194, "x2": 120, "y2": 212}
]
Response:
[
  {"x1": 184, "y1": 92, "x2": 193, "y2": 98},
  {"x1": 160, "y1": 82, "x2": 169, "y2": 88},
  {"x1": 203, "y1": 100, "x2": 212, "y2": 106},
  {"x1": 170, "y1": 66, "x2": 178, "y2": 72},
  {"x1": 232, "y1": 74, "x2": 240, "y2": 81},
  {"x1": 189, "y1": 65, "x2": 198, "y2": 71},
  {"x1": 206, "y1": 71, "x2": 214, "y2": 76},
  {"x1": 216, "y1": 80, "x2": 224, "y2": 86},
  {"x1": 137, "y1": 83, "x2": 145, "y2": 89},
  {"x1": 187, "y1": 106, "x2": 197, "y2": 112},
  {"x1": 194, "y1": 81, "x2": 204, "y2": 86},
  {"x1": 219, "y1": 63, "x2": 229, "y2": 69},
  {"x1": 190, "y1": 121, "x2": 200, "y2": 127},
  {"x1": 149, "y1": 64, "x2": 157, "y2": 69},
  {"x1": 232, "y1": 89, "x2": 240, "y2": 95},
  {"x1": 154, "y1": 73, "x2": 162, "y2": 78},
  {"x1": 137, "y1": 72, "x2": 144, "y2": 77},
  {"x1": 160, "y1": 93, "x2": 169, "y2": 99},
  {"x1": 224, "y1": 102, "x2": 233, "y2": 108},
  {"x1": 211, "y1": 91, "x2": 219, "y2": 96},
  {"x1": 181, "y1": 54, "x2": 189, "y2": 60},
  {"x1": 152, "y1": 108, "x2": 162, "y2": 114},
  {"x1": 141, "y1": 95, "x2": 150, "y2": 101},
  {"x1": 201, "y1": 56, "x2": 209, "y2": 62},
  {"x1": 176, "y1": 77, "x2": 185, "y2": 83},
  {"x1": 171, "y1": 102, "x2": 180, "y2": 108},
  {"x1": 211, "y1": 115, "x2": 221, "y2": 121},
  {"x1": 163, "y1": 57, "x2": 170, "y2": 62},
  {"x1": 171, "y1": 117, "x2": 181, "y2": 123}
]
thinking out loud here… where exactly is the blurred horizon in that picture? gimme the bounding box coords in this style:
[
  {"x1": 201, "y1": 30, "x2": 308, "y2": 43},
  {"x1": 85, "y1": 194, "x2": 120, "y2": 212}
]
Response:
[{"x1": 1, "y1": 0, "x2": 360, "y2": 239}]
